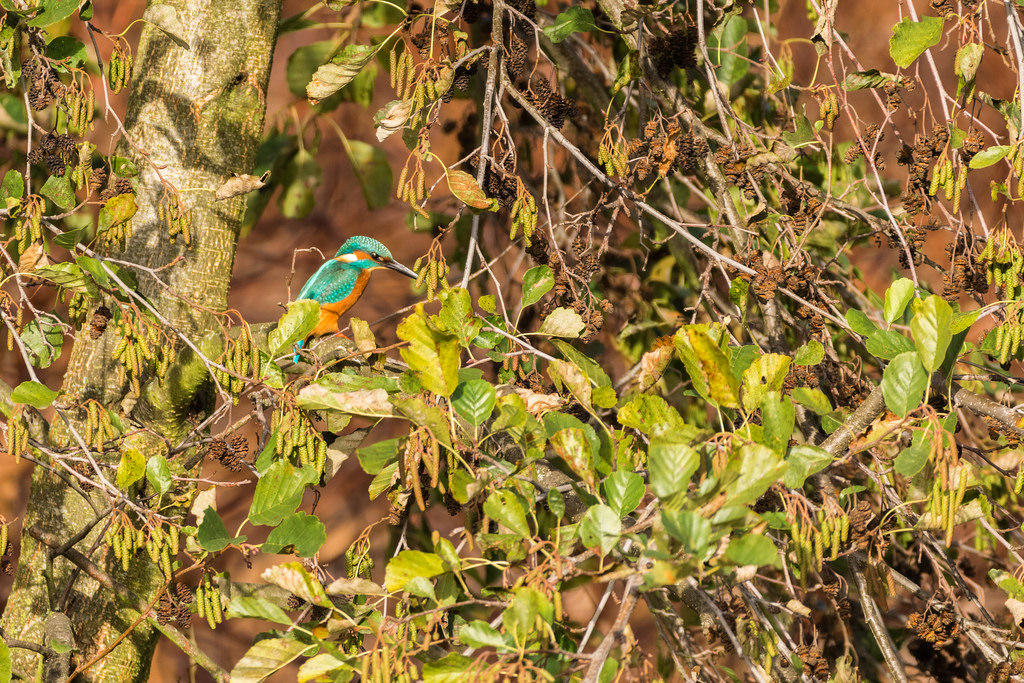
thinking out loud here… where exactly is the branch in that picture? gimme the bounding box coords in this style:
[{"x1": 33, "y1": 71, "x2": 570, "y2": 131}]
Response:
[
  {"x1": 460, "y1": 0, "x2": 503, "y2": 289},
  {"x1": 821, "y1": 385, "x2": 885, "y2": 457},
  {"x1": 850, "y1": 555, "x2": 909, "y2": 683},
  {"x1": 499, "y1": 75, "x2": 851, "y2": 332},
  {"x1": 580, "y1": 573, "x2": 643, "y2": 683}
]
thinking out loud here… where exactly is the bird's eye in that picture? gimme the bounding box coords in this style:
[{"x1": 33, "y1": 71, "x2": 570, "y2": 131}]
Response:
[{"x1": 370, "y1": 252, "x2": 382, "y2": 261}]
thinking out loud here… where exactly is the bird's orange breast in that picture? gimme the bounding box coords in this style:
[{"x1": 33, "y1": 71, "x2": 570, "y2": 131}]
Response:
[{"x1": 311, "y1": 270, "x2": 372, "y2": 337}]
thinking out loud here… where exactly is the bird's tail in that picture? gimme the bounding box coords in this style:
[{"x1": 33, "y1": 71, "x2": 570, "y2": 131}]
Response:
[{"x1": 293, "y1": 338, "x2": 305, "y2": 363}]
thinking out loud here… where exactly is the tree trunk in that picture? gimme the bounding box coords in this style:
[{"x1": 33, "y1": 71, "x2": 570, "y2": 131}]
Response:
[{"x1": 1, "y1": 1, "x2": 282, "y2": 679}]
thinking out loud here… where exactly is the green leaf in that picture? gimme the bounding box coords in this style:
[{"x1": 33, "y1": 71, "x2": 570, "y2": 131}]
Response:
[
  {"x1": 782, "y1": 114, "x2": 814, "y2": 146},
  {"x1": 451, "y1": 379, "x2": 496, "y2": 426},
  {"x1": 357, "y1": 437, "x2": 400, "y2": 475},
  {"x1": 729, "y1": 277, "x2": 749, "y2": 313},
  {"x1": 116, "y1": 448, "x2": 145, "y2": 490},
  {"x1": 784, "y1": 445, "x2": 834, "y2": 488},
  {"x1": 889, "y1": 16, "x2": 944, "y2": 68},
  {"x1": 286, "y1": 41, "x2": 335, "y2": 97},
  {"x1": 952, "y1": 308, "x2": 982, "y2": 335},
  {"x1": 547, "y1": 488, "x2": 565, "y2": 520},
  {"x1": 248, "y1": 460, "x2": 319, "y2": 526},
  {"x1": 483, "y1": 489, "x2": 531, "y2": 539},
  {"x1": 537, "y1": 307, "x2": 585, "y2": 338},
  {"x1": 297, "y1": 654, "x2": 353, "y2": 683},
  {"x1": 344, "y1": 139, "x2": 392, "y2": 210},
  {"x1": 142, "y1": 3, "x2": 190, "y2": 48},
  {"x1": 397, "y1": 310, "x2": 460, "y2": 397},
  {"x1": 522, "y1": 265, "x2": 554, "y2": 306},
  {"x1": 611, "y1": 50, "x2": 641, "y2": 95},
  {"x1": 881, "y1": 352, "x2": 928, "y2": 418},
  {"x1": 278, "y1": 149, "x2": 322, "y2": 219},
  {"x1": 1, "y1": 170, "x2": 24, "y2": 203},
  {"x1": 229, "y1": 637, "x2": 314, "y2": 683},
  {"x1": 843, "y1": 68, "x2": 898, "y2": 90},
  {"x1": 0, "y1": 639, "x2": 11, "y2": 683},
  {"x1": 11, "y1": 380, "x2": 57, "y2": 408},
  {"x1": 894, "y1": 441, "x2": 930, "y2": 478},
  {"x1": 110, "y1": 156, "x2": 138, "y2": 177},
  {"x1": 226, "y1": 596, "x2": 293, "y2": 626},
  {"x1": 422, "y1": 654, "x2": 474, "y2": 682},
  {"x1": 760, "y1": 392, "x2": 794, "y2": 454},
  {"x1": 146, "y1": 455, "x2": 172, "y2": 496},
  {"x1": 437, "y1": 288, "x2": 481, "y2": 347},
  {"x1": 549, "y1": 427, "x2": 595, "y2": 491},
  {"x1": 447, "y1": 169, "x2": 496, "y2": 211},
  {"x1": 674, "y1": 326, "x2": 740, "y2": 408},
  {"x1": 725, "y1": 534, "x2": 777, "y2": 566},
  {"x1": 75, "y1": 255, "x2": 111, "y2": 288},
  {"x1": 53, "y1": 226, "x2": 87, "y2": 250},
  {"x1": 793, "y1": 340, "x2": 824, "y2": 366},
  {"x1": 741, "y1": 353, "x2": 790, "y2": 413},
  {"x1": 910, "y1": 295, "x2": 953, "y2": 372},
  {"x1": 552, "y1": 340, "x2": 612, "y2": 388},
  {"x1": 661, "y1": 510, "x2": 711, "y2": 556},
  {"x1": 990, "y1": 568, "x2": 1024, "y2": 601},
  {"x1": 458, "y1": 621, "x2": 510, "y2": 650},
  {"x1": 262, "y1": 562, "x2": 331, "y2": 606},
  {"x1": 884, "y1": 278, "x2": 915, "y2": 324},
  {"x1": 502, "y1": 586, "x2": 553, "y2": 643},
  {"x1": 269, "y1": 299, "x2": 320, "y2": 357},
  {"x1": 726, "y1": 443, "x2": 787, "y2": 505},
  {"x1": 543, "y1": 6, "x2": 597, "y2": 43},
  {"x1": 385, "y1": 550, "x2": 445, "y2": 592},
  {"x1": 955, "y1": 42, "x2": 983, "y2": 98},
  {"x1": 33, "y1": 262, "x2": 89, "y2": 295},
  {"x1": 20, "y1": 316, "x2": 65, "y2": 369},
  {"x1": 648, "y1": 438, "x2": 699, "y2": 499},
  {"x1": 27, "y1": 0, "x2": 82, "y2": 27},
  {"x1": 970, "y1": 145, "x2": 1011, "y2": 169},
  {"x1": 197, "y1": 509, "x2": 246, "y2": 552},
  {"x1": 307, "y1": 44, "x2": 377, "y2": 103},
  {"x1": 393, "y1": 395, "x2": 453, "y2": 449},
  {"x1": 602, "y1": 471, "x2": 644, "y2": 517},
  {"x1": 578, "y1": 504, "x2": 621, "y2": 557},
  {"x1": 46, "y1": 35, "x2": 87, "y2": 70},
  {"x1": 97, "y1": 193, "x2": 137, "y2": 235},
  {"x1": 866, "y1": 329, "x2": 916, "y2": 359},
  {"x1": 791, "y1": 387, "x2": 832, "y2": 415},
  {"x1": 710, "y1": 15, "x2": 750, "y2": 85},
  {"x1": 845, "y1": 308, "x2": 879, "y2": 336},
  {"x1": 262, "y1": 512, "x2": 327, "y2": 557}
]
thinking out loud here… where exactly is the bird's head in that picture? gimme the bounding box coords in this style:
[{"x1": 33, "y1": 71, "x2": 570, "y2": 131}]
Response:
[{"x1": 333, "y1": 236, "x2": 417, "y2": 278}]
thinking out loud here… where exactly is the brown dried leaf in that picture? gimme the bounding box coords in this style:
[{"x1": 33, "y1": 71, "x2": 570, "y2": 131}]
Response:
[
  {"x1": 215, "y1": 171, "x2": 270, "y2": 201},
  {"x1": 19, "y1": 243, "x2": 47, "y2": 273},
  {"x1": 375, "y1": 99, "x2": 414, "y2": 142},
  {"x1": 447, "y1": 169, "x2": 497, "y2": 211}
]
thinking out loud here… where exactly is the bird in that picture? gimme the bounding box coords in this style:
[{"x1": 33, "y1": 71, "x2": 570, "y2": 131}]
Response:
[{"x1": 292, "y1": 235, "x2": 417, "y2": 362}]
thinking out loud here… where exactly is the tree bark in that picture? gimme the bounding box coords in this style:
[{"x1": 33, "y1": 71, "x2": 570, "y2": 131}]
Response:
[{"x1": 1, "y1": 1, "x2": 282, "y2": 679}]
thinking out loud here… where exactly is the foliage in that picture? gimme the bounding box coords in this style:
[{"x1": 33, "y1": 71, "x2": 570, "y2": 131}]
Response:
[{"x1": 4, "y1": 0, "x2": 1024, "y2": 682}]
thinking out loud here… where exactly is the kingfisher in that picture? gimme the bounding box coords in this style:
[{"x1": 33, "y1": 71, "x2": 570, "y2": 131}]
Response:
[{"x1": 293, "y1": 236, "x2": 417, "y2": 362}]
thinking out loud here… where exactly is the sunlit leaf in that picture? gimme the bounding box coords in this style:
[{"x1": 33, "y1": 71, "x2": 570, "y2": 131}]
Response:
[{"x1": 889, "y1": 16, "x2": 943, "y2": 68}]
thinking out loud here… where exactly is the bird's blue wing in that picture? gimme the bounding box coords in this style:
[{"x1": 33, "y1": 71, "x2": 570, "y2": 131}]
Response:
[{"x1": 296, "y1": 260, "x2": 359, "y2": 304}]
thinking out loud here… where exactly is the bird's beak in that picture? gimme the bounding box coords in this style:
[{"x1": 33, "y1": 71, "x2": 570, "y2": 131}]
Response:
[{"x1": 383, "y1": 259, "x2": 417, "y2": 279}]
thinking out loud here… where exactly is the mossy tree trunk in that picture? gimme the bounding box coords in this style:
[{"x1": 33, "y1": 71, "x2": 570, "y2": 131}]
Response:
[{"x1": 1, "y1": 1, "x2": 282, "y2": 679}]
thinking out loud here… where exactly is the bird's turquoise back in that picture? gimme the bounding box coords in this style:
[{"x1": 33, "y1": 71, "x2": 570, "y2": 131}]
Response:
[{"x1": 296, "y1": 259, "x2": 361, "y2": 304}]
